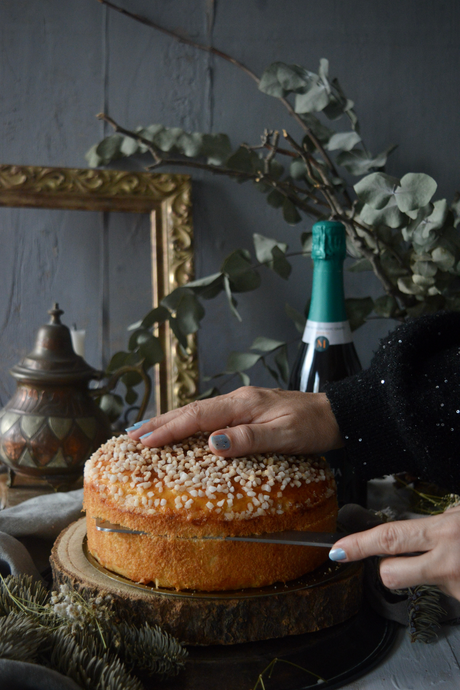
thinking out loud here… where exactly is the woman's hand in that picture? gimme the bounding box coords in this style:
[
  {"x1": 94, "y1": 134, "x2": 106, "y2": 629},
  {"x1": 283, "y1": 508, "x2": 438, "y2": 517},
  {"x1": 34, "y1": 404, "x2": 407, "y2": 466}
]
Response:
[
  {"x1": 329, "y1": 506, "x2": 460, "y2": 601},
  {"x1": 127, "y1": 386, "x2": 344, "y2": 457}
]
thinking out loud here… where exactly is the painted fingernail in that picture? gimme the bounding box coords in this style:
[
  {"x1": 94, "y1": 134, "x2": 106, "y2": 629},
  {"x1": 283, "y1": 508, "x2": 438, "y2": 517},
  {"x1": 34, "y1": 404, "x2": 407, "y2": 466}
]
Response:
[
  {"x1": 126, "y1": 420, "x2": 150, "y2": 432},
  {"x1": 211, "y1": 434, "x2": 231, "y2": 451},
  {"x1": 140, "y1": 432, "x2": 153, "y2": 440},
  {"x1": 329, "y1": 548, "x2": 347, "y2": 562}
]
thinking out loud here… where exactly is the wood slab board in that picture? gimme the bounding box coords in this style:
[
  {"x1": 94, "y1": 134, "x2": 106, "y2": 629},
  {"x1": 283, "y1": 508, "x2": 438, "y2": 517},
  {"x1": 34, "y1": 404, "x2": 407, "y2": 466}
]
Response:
[{"x1": 51, "y1": 518, "x2": 363, "y2": 646}]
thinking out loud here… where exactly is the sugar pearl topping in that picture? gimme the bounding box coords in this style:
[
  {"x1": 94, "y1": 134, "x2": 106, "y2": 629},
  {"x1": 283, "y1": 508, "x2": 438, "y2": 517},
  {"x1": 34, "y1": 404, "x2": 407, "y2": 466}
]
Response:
[{"x1": 85, "y1": 433, "x2": 334, "y2": 521}]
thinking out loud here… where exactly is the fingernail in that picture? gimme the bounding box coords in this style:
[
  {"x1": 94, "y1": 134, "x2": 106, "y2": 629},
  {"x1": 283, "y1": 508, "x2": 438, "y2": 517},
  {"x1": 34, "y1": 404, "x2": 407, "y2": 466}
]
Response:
[
  {"x1": 329, "y1": 548, "x2": 347, "y2": 562},
  {"x1": 140, "y1": 432, "x2": 152, "y2": 440},
  {"x1": 211, "y1": 434, "x2": 231, "y2": 451},
  {"x1": 126, "y1": 420, "x2": 150, "y2": 432}
]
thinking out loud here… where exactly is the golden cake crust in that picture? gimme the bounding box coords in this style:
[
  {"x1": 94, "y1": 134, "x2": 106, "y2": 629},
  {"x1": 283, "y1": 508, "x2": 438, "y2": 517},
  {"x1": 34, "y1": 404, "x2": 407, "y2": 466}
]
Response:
[{"x1": 84, "y1": 433, "x2": 337, "y2": 590}]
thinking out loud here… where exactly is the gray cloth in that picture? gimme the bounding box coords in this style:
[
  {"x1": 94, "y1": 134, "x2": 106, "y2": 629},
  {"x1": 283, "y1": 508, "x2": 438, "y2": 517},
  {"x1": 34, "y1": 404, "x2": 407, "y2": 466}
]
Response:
[
  {"x1": 0, "y1": 489, "x2": 83, "y2": 581},
  {"x1": 0, "y1": 660, "x2": 81, "y2": 690},
  {"x1": 0, "y1": 490, "x2": 85, "y2": 689}
]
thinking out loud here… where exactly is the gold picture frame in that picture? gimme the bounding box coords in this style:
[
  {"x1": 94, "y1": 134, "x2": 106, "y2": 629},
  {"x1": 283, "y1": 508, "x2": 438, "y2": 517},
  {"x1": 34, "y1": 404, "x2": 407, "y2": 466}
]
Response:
[{"x1": 0, "y1": 164, "x2": 197, "y2": 414}]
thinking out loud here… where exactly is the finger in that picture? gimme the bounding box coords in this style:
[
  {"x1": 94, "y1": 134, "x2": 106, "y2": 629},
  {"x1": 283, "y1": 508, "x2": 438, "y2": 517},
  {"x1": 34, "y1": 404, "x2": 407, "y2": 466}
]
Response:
[
  {"x1": 137, "y1": 395, "x2": 253, "y2": 448},
  {"x1": 208, "y1": 419, "x2": 295, "y2": 458},
  {"x1": 329, "y1": 518, "x2": 433, "y2": 562},
  {"x1": 378, "y1": 553, "x2": 434, "y2": 590},
  {"x1": 126, "y1": 407, "x2": 185, "y2": 439}
]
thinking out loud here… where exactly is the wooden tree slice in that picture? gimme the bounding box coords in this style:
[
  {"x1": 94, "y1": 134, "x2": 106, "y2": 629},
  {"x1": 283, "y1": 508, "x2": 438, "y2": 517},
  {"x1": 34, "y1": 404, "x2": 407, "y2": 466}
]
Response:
[{"x1": 51, "y1": 518, "x2": 363, "y2": 646}]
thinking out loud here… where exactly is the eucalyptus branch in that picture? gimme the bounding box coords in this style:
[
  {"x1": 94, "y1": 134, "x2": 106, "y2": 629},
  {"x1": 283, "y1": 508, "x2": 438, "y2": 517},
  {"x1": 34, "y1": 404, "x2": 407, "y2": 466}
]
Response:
[{"x1": 98, "y1": 112, "x2": 324, "y2": 218}]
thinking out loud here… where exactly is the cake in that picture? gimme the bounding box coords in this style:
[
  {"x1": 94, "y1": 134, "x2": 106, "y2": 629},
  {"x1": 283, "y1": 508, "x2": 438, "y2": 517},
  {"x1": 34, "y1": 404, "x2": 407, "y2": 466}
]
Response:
[{"x1": 84, "y1": 433, "x2": 337, "y2": 591}]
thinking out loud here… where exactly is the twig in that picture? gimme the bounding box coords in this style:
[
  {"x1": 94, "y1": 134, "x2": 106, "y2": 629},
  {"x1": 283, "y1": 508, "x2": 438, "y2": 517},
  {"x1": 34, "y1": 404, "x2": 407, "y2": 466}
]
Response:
[{"x1": 98, "y1": 112, "x2": 323, "y2": 218}]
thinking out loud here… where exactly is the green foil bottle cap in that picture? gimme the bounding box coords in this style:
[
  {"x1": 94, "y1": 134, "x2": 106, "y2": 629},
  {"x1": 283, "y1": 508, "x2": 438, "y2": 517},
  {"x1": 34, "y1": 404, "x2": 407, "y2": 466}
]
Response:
[{"x1": 311, "y1": 220, "x2": 346, "y2": 260}]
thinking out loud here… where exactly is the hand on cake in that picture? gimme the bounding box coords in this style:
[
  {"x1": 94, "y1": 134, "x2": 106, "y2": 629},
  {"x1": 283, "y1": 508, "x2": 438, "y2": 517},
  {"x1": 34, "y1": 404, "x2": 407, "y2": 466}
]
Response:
[
  {"x1": 329, "y1": 506, "x2": 460, "y2": 601},
  {"x1": 127, "y1": 386, "x2": 344, "y2": 457}
]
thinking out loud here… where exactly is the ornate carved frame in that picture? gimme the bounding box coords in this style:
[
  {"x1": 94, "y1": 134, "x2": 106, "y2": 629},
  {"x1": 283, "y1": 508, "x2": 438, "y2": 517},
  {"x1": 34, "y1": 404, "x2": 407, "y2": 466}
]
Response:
[{"x1": 0, "y1": 164, "x2": 197, "y2": 414}]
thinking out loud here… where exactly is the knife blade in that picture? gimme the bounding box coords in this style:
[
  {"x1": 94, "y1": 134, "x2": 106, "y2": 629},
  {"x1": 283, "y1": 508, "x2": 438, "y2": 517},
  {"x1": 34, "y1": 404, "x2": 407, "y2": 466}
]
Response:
[{"x1": 94, "y1": 518, "x2": 341, "y2": 547}]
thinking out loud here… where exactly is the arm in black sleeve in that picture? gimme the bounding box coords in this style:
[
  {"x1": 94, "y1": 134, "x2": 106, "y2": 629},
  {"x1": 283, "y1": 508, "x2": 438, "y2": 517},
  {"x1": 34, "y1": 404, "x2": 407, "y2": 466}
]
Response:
[{"x1": 324, "y1": 311, "x2": 460, "y2": 490}]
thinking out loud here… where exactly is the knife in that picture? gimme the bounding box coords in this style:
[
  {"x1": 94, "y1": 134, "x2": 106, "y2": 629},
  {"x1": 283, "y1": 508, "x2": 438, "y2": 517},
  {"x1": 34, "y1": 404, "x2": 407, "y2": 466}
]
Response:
[{"x1": 94, "y1": 518, "x2": 341, "y2": 548}]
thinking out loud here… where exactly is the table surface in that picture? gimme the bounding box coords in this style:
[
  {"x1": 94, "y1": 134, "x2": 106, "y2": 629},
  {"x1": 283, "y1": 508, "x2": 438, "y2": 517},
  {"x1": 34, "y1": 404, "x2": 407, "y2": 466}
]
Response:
[
  {"x1": 1, "y1": 471, "x2": 460, "y2": 688},
  {"x1": 342, "y1": 623, "x2": 460, "y2": 689}
]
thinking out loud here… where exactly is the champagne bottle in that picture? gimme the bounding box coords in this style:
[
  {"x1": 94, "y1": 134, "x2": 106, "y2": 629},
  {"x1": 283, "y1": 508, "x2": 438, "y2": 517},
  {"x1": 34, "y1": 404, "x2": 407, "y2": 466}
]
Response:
[{"x1": 289, "y1": 220, "x2": 365, "y2": 505}]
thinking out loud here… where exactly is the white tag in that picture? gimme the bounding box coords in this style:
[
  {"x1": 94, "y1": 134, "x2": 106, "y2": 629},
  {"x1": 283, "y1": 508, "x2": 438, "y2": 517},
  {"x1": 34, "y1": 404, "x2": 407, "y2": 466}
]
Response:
[{"x1": 302, "y1": 320, "x2": 353, "y2": 347}]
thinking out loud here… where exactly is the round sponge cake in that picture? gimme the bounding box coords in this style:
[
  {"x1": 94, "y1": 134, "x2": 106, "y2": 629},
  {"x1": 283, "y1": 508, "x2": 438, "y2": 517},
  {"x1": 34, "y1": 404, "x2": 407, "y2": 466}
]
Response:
[{"x1": 84, "y1": 433, "x2": 337, "y2": 591}]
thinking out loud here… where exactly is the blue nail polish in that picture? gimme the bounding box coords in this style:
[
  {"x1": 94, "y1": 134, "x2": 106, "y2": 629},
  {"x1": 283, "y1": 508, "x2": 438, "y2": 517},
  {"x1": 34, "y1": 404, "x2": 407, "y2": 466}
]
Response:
[
  {"x1": 329, "y1": 548, "x2": 347, "y2": 562},
  {"x1": 126, "y1": 420, "x2": 150, "y2": 432},
  {"x1": 140, "y1": 432, "x2": 153, "y2": 440},
  {"x1": 211, "y1": 434, "x2": 231, "y2": 450}
]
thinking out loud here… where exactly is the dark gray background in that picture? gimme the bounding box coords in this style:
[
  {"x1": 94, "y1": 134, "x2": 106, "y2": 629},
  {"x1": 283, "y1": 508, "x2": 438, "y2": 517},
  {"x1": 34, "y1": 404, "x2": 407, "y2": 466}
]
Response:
[{"x1": 1, "y1": 0, "x2": 459, "y2": 408}]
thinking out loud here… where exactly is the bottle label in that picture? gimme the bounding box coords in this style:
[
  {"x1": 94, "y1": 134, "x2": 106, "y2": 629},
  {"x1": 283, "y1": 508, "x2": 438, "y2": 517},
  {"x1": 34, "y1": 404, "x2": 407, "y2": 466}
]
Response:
[{"x1": 302, "y1": 320, "x2": 353, "y2": 346}]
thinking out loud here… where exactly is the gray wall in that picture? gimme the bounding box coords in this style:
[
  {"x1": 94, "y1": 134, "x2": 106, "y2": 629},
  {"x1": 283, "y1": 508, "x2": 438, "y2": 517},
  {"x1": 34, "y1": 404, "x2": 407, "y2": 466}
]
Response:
[{"x1": 1, "y1": 0, "x2": 459, "y2": 409}]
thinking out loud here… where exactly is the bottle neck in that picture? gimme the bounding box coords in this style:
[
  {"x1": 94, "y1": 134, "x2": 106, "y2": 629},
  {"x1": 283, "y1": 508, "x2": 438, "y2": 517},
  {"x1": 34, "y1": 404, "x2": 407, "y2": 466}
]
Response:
[{"x1": 308, "y1": 256, "x2": 347, "y2": 323}]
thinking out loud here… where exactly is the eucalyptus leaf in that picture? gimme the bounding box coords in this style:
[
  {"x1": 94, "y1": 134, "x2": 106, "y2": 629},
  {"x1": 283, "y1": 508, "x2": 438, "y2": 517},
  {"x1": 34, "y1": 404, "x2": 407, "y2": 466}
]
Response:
[
  {"x1": 176, "y1": 291, "x2": 206, "y2": 334},
  {"x1": 95, "y1": 134, "x2": 124, "y2": 164},
  {"x1": 99, "y1": 393, "x2": 124, "y2": 423},
  {"x1": 298, "y1": 113, "x2": 334, "y2": 143},
  {"x1": 161, "y1": 286, "x2": 188, "y2": 312},
  {"x1": 347, "y1": 258, "x2": 373, "y2": 272},
  {"x1": 238, "y1": 371, "x2": 251, "y2": 386},
  {"x1": 128, "y1": 328, "x2": 151, "y2": 352},
  {"x1": 226, "y1": 146, "x2": 260, "y2": 175},
  {"x1": 301, "y1": 232, "x2": 313, "y2": 254},
  {"x1": 337, "y1": 144, "x2": 397, "y2": 176},
  {"x1": 395, "y1": 173, "x2": 438, "y2": 213},
  {"x1": 85, "y1": 144, "x2": 102, "y2": 168},
  {"x1": 373, "y1": 294, "x2": 398, "y2": 318},
  {"x1": 106, "y1": 351, "x2": 130, "y2": 373},
  {"x1": 282, "y1": 198, "x2": 302, "y2": 225},
  {"x1": 274, "y1": 345, "x2": 289, "y2": 384},
  {"x1": 354, "y1": 172, "x2": 400, "y2": 209},
  {"x1": 222, "y1": 249, "x2": 261, "y2": 292},
  {"x1": 201, "y1": 133, "x2": 232, "y2": 165},
  {"x1": 253, "y1": 233, "x2": 288, "y2": 264},
  {"x1": 326, "y1": 131, "x2": 361, "y2": 152},
  {"x1": 250, "y1": 336, "x2": 285, "y2": 352},
  {"x1": 121, "y1": 369, "x2": 143, "y2": 388},
  {"x1": 124, "y1": 387, "x2": 139, "y2": 405},
  {"x1": 290, "y1": 159, "x2": 308, "y2": 180},
  {"x1": 285, "y1": 303, "x2": 306, "y2": 333},
  {"x1": 266, "y1": 189, "x2": 285, "y2": 208},
  {"x1": 196, "y1": 387, "x2": 220, "y2": 400},
  {"x1": 397, "y1": 276, "x2": 426, "y2": 295},
  {"x1": 431, "y1": 245, "x2": 456, "y2": 271},
  {"x1": 186, "y1": 273, "x2": 225, "y2": 300},
  {"x1": 153, "y1": 126, "x2": 182, "y2": 152},
  {"x1": 120, "y1": 135, "x2": 139, "y2": 157},
  {"x1": 139, "y1": 334, "x2": 164, "y2": 366},
  {"x1": 169, "y1": 316, "x2": 189, "y2": 349},
  {"x1": 272, "y1": 245, "x2": 292, "y2": 279},
  {"x1": 258, "y1": 62, "x2": 311, "y2": 98},
  {"x1": 261, "y1": 359, "x2": 281, "y2": 385},
  {"x1": 295, "y1": 82, "x2": 330, "y2": 114},
  {"x1": 225, "y1": 351, "x2": 261, "y2": 373},
  {"x1": 345, "y1": 297, "x2": 374, "y2": 330},
  {"x1": 269, "y1": 158, "x2": 285, "y2": 180},
  {"x1": 223, "y1": 275, "x2": 242, "y2": 321},
  {"x1": 359, "y1": 200, "x2": 404, "y2": 228},
  {"x1": 140, "y1": 305, "x2": 170, "y2": 329},
  {"x1": 176, "y1": 131, "x2": 203, "y2": 157}
]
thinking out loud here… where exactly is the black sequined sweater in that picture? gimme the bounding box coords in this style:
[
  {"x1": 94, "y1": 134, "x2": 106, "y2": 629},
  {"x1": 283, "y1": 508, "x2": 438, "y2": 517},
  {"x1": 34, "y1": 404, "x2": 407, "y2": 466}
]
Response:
[{"x1": 325, "y1": 311, "x2": 460, "y2": 491}]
